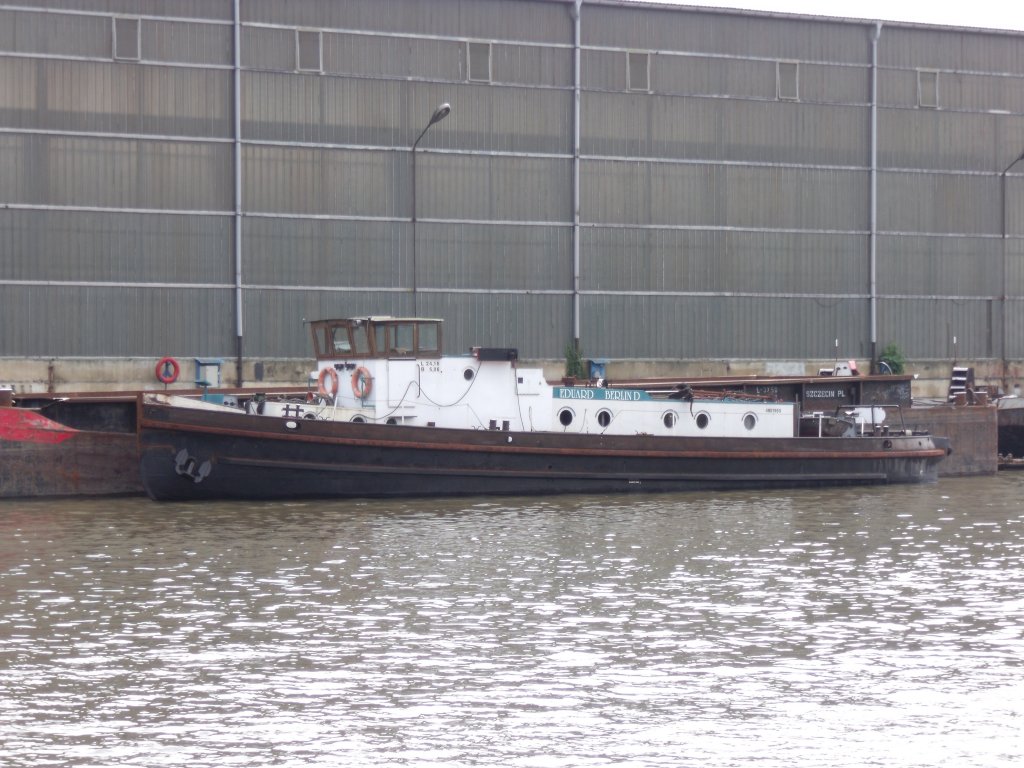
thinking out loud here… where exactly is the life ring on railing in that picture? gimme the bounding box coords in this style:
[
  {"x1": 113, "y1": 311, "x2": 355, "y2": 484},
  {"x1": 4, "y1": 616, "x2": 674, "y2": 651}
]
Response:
[
  {"x1": 155, "y1": 357, "x2": 180, "y2": 384},
  {"x1": 317, "y1": 368, "x2": 340, "y2": 398},
  {"x1": 351, "y1": 367, "x2": 373, "y2": 399}
]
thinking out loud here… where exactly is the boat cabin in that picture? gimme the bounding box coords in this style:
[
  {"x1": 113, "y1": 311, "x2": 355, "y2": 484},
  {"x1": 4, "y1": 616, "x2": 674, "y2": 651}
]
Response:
[{"x1": 310, "y1": 317, "x2": 443, "y2": 361}]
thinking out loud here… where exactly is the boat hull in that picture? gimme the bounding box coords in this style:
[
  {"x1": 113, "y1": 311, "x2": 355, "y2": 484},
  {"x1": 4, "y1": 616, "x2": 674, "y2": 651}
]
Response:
[
  {"x1": 138, "y1": 398, "x2": 950, "y2": 502},
  {"x1": 997, "y1": 398, "x2": 1024, "y2": 457},
  {"x1": 1, "y1": 407, "x2": 142, "y2": 498}
]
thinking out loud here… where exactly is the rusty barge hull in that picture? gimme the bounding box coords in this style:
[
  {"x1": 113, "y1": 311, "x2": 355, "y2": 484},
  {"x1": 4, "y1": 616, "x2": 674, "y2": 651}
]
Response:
[
  {"x1": 0, "y1": 407, "x2": 142, "y2": 498},
  {"x1": 1, "y1": 387, "x2": 305, "y2": 499}
]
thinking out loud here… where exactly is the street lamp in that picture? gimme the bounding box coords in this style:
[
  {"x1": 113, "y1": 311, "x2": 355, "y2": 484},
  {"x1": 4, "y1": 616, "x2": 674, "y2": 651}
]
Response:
[
  {"x1": 411, "y1": 102, "x2": 451, "y2": 316},
  {"x1": 1001, "y1": 149, "x2": 1024, "y2": 389}
]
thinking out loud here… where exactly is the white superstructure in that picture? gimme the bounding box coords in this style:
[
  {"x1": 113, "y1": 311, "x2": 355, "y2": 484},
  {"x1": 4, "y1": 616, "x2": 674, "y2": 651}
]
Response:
[{"x1": 240, "y1": 317, "x2": 800, "y2": 440}]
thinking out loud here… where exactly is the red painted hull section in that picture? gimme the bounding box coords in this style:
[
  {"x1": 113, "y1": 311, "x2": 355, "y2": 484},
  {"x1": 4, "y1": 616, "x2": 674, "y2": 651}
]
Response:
[
  {"x1": 0, "y1": 408, "x2": 79, "y2": 444},
  {"x1": 0, "y1": 408, "x2": 142, "y2": 498}
]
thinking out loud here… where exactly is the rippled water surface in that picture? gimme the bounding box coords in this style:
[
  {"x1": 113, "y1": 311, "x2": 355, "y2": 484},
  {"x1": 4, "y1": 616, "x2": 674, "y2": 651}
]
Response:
[{"x1": 2, "y1": 476, "x2": 1023, "y2": 767}]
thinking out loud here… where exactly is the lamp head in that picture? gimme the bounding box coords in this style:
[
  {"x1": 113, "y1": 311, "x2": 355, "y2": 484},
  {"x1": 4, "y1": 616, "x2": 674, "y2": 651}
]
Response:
[{"x1": 429, "y1": 103, "x2": 451, "y2": 126}]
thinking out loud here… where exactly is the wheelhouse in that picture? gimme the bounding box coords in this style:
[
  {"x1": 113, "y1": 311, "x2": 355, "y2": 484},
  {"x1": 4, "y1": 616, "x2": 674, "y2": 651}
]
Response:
[{"x1": 310, "y1": 317, "x2": 443, "y2": 361}]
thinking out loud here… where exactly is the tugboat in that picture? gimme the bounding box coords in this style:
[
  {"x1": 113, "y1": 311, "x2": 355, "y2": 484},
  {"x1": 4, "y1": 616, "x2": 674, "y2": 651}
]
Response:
[{"x1": 137, "y1": 316, "x2": 951, "y2": 501}]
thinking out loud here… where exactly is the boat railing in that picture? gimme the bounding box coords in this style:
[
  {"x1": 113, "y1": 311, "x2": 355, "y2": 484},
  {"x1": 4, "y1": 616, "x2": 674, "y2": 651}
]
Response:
[{"x1": 812, "y1": 402, "x2": 916, "y2": 435}]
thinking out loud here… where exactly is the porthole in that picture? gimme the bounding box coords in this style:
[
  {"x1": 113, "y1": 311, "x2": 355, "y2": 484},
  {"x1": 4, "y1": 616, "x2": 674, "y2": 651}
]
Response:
[
  {"x1": 351, "y1": 415, "x2": 366, "y2": 423},
  {"x1": 597, "y1": 409, "x2": 612, "y2": 428},
  {"x1": 463, "y1": 368, "x2": 475, "y2": 381},
  {"x1": 558, "y1": 408, "x2": 574, "y2": 427},
  {"x1": 743, "y1": 413, "x2": 757, "y2": 431},
  {"x1": 662, "y1": 411, "x2": 677, "y2": 429},
  {"x1": 695, "y1": 412, "x2": 710, "y2": 430},
  {"x1": 386, "y1": 417, "x2": 398, "y2": 425}
]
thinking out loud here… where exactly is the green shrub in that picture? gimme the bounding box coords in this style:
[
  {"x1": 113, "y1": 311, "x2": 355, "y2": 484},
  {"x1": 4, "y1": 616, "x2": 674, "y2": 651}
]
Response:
[
  {"x1": 564, "y1": 342, "x2": 586, "y2": 379},
  {"x1": 878, "y1": 343, "x2": 905, "y2": 375}
]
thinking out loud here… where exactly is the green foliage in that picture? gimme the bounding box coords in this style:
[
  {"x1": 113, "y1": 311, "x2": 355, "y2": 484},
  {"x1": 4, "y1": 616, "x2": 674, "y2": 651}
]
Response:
[
  {"x1": 878, "y1": 342, "x2": 906, "y2": 375},
  {"x1": 564, "y1": 342, "x2": 586, "y2": 379}
]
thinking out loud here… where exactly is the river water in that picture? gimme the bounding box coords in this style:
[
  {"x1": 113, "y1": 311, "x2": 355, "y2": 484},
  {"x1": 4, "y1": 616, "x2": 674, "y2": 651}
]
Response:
[{"x1": 1, "y1": 475, "x2": 1022, "y2": 768}]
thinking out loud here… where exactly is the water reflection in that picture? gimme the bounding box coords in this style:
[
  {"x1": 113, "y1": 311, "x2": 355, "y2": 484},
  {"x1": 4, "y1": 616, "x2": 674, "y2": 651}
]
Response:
[{"x1": 1, "y1": 477, "x2": 1023, "y2": 767}]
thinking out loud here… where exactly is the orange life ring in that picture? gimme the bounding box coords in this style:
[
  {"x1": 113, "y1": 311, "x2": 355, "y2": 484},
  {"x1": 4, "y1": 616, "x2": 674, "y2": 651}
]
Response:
[
  {"x1": 351, "y1": 367, "x2": 373, "y2": 399},
  {"x1": 317, "y1": 367, "x2": 340, "y2": 398},
  {"x1": 155, "y1": 357, "x2": 180, "y2": 384}
]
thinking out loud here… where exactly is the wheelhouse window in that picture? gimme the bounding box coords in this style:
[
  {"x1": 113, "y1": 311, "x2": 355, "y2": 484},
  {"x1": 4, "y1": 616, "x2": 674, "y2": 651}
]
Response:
[
  {"x1": 331, "y1": 326, "x2": 352, "y2": 355},
  {"x1": 374, "y1": 325, "x2": 413, "y2": 360},
  {"x1": 392, "y1": 323, "x2": 415, "y2": 355},
  {"x1": 375, "y1": 320, "x2": 442, "y2": 357},
  {"x1": 311, "y1": 323, "x2": 332, "y2": 358},
  {"x1": 353, "y1": 324, "x2": 371, "y2": 355},
  {"x1": 417, "y1": 322, "x2": 439, "y2": 354},
  {"x1": 311, "y1": 318, "x2": 443, "y2": 359},
  {"x1": 311, "y1": 320, "x2": 369, "y2": 359},
  {"x1": 373, "y1": 325, "x2": 388, "y2": 356}
]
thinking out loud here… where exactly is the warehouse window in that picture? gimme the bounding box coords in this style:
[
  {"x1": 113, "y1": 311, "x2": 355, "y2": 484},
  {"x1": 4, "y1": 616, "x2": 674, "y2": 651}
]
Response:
[
  {"x1": 918, "y1": 69, "x2": 938, "y2": 108},
  {"x1": 297, "y1": 30, "x2": 323, "y2": 73},
  {"x1": 628, "y1": 52, "x2": 649, "y2": 91},
  {"x1": 113, "y1": 17, "x2": 140, "y2": 61},
  {"x1": 468, "y1": 41, "x2": 491, "y2": 82},
  {"x1": 777, "y1": 61, "x2": 799, "y2": 101}
]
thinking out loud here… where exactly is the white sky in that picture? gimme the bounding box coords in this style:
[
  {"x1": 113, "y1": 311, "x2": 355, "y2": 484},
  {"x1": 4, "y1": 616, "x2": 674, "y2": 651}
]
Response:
[{"x1": 624, "y1": 1, "x2": 1024, "y2": 33}]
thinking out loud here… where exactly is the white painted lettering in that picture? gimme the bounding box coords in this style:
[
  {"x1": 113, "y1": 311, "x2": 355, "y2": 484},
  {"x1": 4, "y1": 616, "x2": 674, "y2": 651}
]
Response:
[{"x1": 557, "y1": 387, "x2": 595, "y2": 400}]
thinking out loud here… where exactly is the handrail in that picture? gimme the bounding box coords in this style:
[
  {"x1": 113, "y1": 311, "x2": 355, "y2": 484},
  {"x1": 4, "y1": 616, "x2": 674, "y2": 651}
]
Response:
[{"x1": 823, "y1": 402, "x2": 909, "y2": 434}]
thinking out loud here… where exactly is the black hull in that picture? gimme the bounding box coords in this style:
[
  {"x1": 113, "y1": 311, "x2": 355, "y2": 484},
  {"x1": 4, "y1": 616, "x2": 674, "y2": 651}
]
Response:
[
  {"x1": 138, "y1": 399, "x2": 950, "y2": 502},
  {"x1": 999, "y1": 425, "x2": 1024, "y2": 458},
  {"x1": 997, "y1": 404, "x2": 1024, "y2": 457}
]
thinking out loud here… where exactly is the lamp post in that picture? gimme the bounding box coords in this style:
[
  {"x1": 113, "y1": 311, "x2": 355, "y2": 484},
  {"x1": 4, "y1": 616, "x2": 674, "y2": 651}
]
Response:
[
  {"x1": 411, "y1": 102, "x2": 451, "y2": 316},
  {"x1": 1001, "y1": 149, "x2": 1024, "y2": 389}
]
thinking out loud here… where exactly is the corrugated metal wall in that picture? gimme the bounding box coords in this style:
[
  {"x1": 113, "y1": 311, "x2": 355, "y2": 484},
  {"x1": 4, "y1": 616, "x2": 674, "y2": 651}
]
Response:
[{"x1": 2, "y1": 0, "x2": 1024, "y2": 365}]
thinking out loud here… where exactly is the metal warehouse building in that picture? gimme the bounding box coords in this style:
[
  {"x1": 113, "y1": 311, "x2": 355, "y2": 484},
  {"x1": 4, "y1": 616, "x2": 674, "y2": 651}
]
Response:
[{"x1": 2, "y1": 0, "x2": 1024, "y2": 388}]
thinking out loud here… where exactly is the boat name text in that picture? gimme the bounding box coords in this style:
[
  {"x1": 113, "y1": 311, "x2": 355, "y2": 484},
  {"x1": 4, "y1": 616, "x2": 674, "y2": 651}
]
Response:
[
  {"x1": 555, "y1": 387, "x2": 650, "y2": 401},
  {"x1": 805, "y1": 388, "x2": 847, "y2": 399}
]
